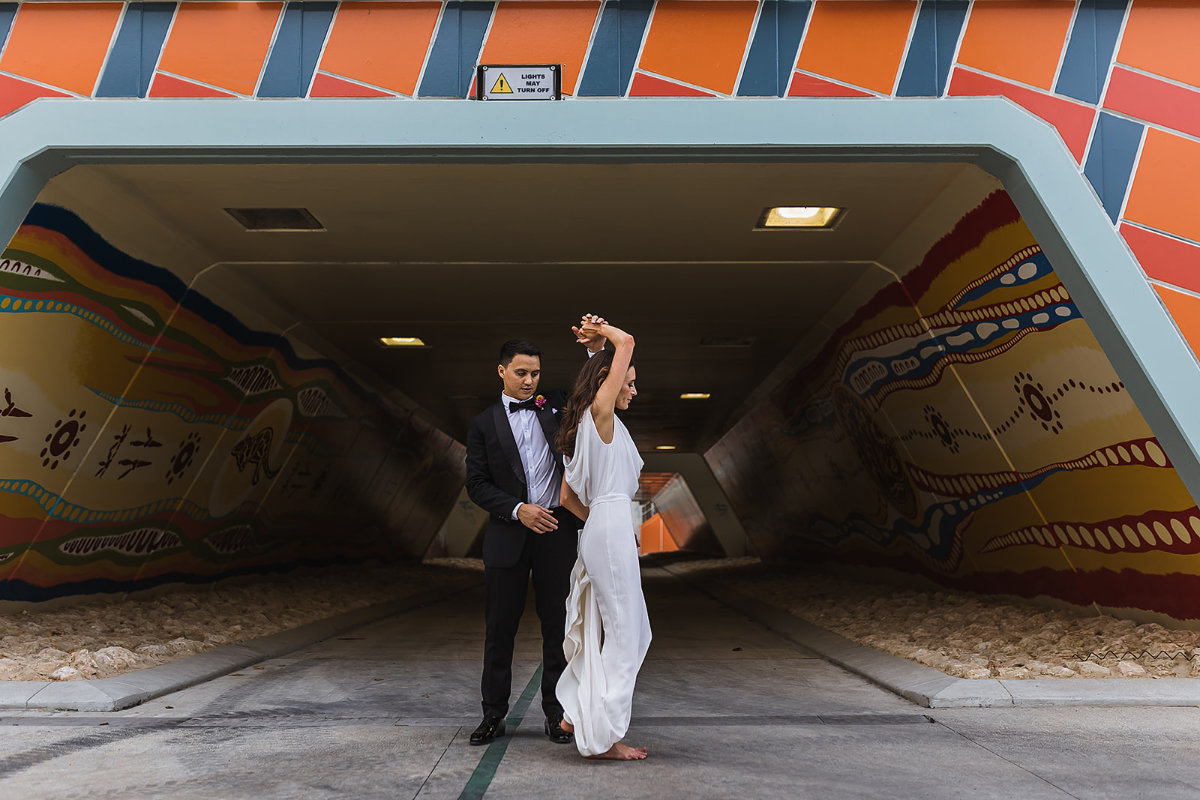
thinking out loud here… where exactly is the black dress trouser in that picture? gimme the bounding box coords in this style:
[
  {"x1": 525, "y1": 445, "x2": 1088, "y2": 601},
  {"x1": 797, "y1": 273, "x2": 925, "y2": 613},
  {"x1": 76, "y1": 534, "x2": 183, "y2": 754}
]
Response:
[{"x1": 481, "y1": 507, "x2": 580, "y2": 719}]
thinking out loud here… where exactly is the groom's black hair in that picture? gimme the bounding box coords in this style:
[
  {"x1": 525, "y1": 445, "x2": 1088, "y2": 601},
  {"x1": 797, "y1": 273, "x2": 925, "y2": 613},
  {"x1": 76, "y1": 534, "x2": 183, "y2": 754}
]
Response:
[{"x1": 499, "y1": 339, "x2": 541, "y2": 367}]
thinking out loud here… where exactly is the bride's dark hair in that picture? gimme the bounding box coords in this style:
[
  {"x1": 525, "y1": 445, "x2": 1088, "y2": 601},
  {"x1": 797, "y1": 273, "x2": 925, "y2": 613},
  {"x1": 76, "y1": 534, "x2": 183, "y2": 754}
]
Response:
[{"x1": 556, "y1": 349, "x2": 626, "y2": 458}]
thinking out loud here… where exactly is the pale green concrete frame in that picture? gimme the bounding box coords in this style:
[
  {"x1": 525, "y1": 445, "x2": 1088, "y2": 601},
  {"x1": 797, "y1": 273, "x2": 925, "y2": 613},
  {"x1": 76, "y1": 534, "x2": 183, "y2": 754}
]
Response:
[{"x1": 1, "y1": 97, "x2": 1197, "y2": 507}]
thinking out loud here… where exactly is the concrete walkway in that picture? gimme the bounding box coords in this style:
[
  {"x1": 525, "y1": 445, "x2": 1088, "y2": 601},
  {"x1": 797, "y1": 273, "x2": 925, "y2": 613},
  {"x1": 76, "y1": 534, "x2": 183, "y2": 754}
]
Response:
[{"x1": 1, "y1": 567, "x2": 1200, "y2": 799}]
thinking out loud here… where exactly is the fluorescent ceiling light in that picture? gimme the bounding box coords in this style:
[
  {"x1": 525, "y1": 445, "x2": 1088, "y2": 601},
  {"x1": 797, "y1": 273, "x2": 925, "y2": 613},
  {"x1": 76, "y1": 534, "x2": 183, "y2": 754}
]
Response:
[
  {"x1": 680, "y1": 392, "x2": 710, "y2": 400},
  {"x1": 759, "y1": 206, "x2": 842, "y2": 228},
  {"x1": 655, "y1": 445, "x2": 677, "y2": 451},
  {"x1": 379, "y1": 337, "x2": 426, "y2": 347}
]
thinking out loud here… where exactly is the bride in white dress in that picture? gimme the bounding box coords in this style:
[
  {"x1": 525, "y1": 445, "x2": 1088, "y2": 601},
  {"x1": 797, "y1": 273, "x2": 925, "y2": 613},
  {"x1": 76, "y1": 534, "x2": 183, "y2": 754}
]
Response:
[{"x1": 554, "y1": 318, "x2": 651, "y2": 761}]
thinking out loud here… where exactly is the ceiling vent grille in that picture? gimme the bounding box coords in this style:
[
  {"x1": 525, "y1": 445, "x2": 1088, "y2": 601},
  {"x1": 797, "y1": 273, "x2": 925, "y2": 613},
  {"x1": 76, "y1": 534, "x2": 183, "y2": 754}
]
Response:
[{"x1": 225, "y1": 208, "x2": 324, "y2": 232}]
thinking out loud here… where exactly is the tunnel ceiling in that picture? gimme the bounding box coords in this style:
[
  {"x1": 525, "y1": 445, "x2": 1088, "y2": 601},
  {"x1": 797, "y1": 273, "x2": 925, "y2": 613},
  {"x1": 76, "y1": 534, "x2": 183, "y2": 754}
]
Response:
[{"x1": 42, "y1": 160, "x2": 978, "y2": 451}]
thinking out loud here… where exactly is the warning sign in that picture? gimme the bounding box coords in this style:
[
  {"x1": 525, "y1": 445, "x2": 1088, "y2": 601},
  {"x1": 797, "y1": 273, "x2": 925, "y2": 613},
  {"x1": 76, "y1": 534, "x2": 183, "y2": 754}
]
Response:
[
  {"x1": 477, "y1": 65, "x2": 562, "y2": 101},
  {"x1": 491, "y1": 74, "x2": 513, "y2": 94}
]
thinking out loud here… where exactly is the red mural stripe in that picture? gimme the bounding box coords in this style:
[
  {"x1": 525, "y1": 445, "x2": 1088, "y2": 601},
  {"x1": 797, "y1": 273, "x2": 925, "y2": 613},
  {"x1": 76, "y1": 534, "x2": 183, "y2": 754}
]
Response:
[
  {"x1": 1120, "y1": 223, "x2": 1200, "y2": 294},
  {"x1": 148, "y1": 73, "x2": 235, "y2": 98},
  {"x1": 786, "y1": 71, "x2": 874, "y2": 98},
  {"x1": 0, "y1": 73, "x2": 70, "y2": 118},
  {"x1": 309, "y1": 73, "x2": 395, "y2": 98},
  {"x1": 948, "y1": 68, "x2": 1095, "y2": 163},
  {"x1": 1104, "y1": 66, "x2": 1200, "y2": 140},
  {"x1": 627, "y1": 71, "x2": 714, "y2": 98}
]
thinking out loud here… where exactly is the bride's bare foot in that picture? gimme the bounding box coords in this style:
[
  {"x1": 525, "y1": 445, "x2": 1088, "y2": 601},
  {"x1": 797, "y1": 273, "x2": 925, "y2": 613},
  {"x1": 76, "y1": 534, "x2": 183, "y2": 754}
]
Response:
[
  {"x1": 559, "y1": 719, "x2": 574, "y2": 734},
  {"x1": 586, "y1": 742, "x2": 647, "y2": 761}
]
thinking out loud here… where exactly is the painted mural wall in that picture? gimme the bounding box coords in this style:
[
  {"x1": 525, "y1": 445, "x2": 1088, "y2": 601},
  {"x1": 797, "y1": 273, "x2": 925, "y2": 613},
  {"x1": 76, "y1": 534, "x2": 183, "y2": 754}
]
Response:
[
  {"x1": 706, "y1": 177, "x2": 1200, "y2": 623},
  {"x1": 0, "y1": 203, "x2": 465, "y2": 602}
]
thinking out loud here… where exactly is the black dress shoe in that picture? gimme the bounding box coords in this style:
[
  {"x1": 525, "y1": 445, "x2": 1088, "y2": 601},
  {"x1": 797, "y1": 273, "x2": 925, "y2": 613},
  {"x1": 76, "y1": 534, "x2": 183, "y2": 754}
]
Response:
[
  {"x1": 545, "y1": 716, "x2": 573, "y2": 744},
  {"x1": 470, "y1": 715, "x2": 505, "y2": 746}
]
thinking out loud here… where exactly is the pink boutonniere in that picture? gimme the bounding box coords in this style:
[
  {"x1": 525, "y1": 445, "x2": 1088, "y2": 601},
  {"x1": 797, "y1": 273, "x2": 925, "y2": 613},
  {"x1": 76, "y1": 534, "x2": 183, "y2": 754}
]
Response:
[{"x1": 534, "y1": 395, "x2": 547, "y2": 410}]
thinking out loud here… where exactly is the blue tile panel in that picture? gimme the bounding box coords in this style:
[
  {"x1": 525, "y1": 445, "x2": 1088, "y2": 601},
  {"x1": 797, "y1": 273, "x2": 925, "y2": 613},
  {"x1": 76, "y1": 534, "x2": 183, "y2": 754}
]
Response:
[
  {"x1": 577, "y1": 0, "x2": 653, "y2": 97},
  {"x1": 0, "y1": 3, "x2": 16, "y2": 50},
  {"x1": 94, "y1": 3, "x2": 176, "y2": 98},
  {"x1": 258, "y1": 1, "x2": 337, "y2": 98},
  {"x1": 1055, "y1": 0, "x2": 1128, "y2": 105},
  {"x1": 895, "y1": 0, "x2": 968, "y2": 98},
  {"x1": 1083, "y1": 111, "x2": 1144, "y2": 223},
  {"x1": 418, "y1": 1, "x2": 495, "y2": 98},
  {"x1": 737, "y1": 0, "x2": 811, "y2": 97}
]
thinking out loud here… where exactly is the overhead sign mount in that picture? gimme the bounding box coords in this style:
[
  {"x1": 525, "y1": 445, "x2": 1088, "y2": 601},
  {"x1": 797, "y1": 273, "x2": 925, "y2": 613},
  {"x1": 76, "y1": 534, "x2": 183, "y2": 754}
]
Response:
[{"x1": 476, "y1": 65, "x2": 562, "y2": 101}]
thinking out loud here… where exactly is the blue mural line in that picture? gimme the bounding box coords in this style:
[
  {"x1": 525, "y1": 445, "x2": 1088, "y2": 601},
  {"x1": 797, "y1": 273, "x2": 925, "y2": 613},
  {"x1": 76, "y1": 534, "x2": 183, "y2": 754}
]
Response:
[
  {"x1": 842, "y1": 303, "x2": 1080, "y2": 399},
  {"x1": 85, "y1": 386, "x2": 252, "y2": 429},
  {"x1": 0, "y1": 294, "x2": 153, "y2": 350},
  {"x1": 954, "y1": 250, "x2": 1055, "y2": 308}
]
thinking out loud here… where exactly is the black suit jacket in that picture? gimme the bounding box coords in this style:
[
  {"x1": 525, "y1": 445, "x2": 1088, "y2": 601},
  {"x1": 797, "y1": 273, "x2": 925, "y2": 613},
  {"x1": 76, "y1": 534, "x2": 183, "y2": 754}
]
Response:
[{"x1": 465, "y1": 388, "x2": 575, "y2": 568}]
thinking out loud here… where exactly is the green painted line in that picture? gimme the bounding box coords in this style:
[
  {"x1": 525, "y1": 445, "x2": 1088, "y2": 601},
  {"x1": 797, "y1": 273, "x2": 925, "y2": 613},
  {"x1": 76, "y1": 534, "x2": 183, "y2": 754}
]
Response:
[{"x1": 457, "y1": 665, "x2": 543, "y2": 800}]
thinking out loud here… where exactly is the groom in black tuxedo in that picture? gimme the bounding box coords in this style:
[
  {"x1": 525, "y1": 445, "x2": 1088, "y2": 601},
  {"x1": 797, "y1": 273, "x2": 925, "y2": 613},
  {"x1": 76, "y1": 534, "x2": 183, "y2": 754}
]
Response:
[{"x1": 465, "y1": 330, "x2": 602, "y2": 746}]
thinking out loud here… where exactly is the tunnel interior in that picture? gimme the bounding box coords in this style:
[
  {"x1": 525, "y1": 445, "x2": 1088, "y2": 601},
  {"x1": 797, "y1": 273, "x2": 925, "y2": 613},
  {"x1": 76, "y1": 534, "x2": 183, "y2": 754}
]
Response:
[{"x1": 0, "y1": 151, "x2": 1195, "y2": 624}]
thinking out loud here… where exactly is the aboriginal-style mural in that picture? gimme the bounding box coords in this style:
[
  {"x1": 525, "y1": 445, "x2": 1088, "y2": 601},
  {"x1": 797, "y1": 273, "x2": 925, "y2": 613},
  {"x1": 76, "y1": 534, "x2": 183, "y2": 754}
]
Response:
[
  {"x1": 0, "y1": 204, "x2": 464, "y2": 602},
  {"x1": 706, "y1": 189, "x2": 1200, "y2": 623}
]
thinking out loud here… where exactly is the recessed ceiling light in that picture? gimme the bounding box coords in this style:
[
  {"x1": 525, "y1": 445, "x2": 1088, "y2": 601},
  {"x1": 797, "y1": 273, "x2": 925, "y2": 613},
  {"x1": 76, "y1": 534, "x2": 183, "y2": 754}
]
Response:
[
  {"x1": 379, "y1": 337, "x2": 427, "y2": 347},
  {"x1": 225, "y1": 207, "x2": 324, "y2": 231},
  {"x1": 758, "y1": 206, "x2": 842, "y2": 229},
  {"x1": 655, "y1": 445, "x2": 677, "y2": 451},
  {"x1": 680, "y1": 392, "x2": 710, "y2": 400}
]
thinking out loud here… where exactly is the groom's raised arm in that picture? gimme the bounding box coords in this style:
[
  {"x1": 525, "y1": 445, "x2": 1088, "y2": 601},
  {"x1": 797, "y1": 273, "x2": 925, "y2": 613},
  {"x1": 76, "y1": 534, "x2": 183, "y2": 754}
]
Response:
[{"x1": 464, "y1": 415, "x2": 520, "y2": 519}]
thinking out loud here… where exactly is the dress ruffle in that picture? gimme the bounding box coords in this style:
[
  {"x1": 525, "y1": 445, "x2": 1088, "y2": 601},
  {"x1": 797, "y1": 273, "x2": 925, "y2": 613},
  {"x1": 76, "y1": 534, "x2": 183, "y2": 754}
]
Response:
[{"x1": 558, "y1": 556, "x2": 614, "y2": 756}]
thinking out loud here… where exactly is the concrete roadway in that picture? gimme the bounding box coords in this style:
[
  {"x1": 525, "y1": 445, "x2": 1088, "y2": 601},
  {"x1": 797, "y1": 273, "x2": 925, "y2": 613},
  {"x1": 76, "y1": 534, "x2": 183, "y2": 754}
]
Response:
[{"x1": 1, "y1": 567, "x2": 1200, "y2": 799}]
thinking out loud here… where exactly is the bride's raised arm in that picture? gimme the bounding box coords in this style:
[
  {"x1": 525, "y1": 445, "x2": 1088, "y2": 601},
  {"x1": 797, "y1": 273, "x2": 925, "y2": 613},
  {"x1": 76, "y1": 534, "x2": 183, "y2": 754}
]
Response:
[{"x1": 588, "y1": 322, "x2": 634, "y2": 444}]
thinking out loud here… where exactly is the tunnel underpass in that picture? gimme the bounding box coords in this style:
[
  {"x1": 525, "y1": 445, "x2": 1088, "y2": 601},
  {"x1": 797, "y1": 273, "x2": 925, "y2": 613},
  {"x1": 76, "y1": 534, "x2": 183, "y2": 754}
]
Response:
[{"x1": 0, "y1": 100, "x2": 1198, "y2": 629}]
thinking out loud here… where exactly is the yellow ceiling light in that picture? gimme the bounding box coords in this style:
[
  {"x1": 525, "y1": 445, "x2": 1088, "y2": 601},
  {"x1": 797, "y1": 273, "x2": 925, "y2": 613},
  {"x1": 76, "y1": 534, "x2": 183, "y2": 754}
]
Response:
[
  {"x1": 759, "y1": 206, "x2": 842, "y2": 228},
  {"x1": 680, "y1": 392, "x2": 710, "y2": 400},
  {"x1": 655, "y1": 445, "x2": 677, "y2": 451},
  {"x1": 379, "y1": 337, "x2": 427, "y2": 347}
]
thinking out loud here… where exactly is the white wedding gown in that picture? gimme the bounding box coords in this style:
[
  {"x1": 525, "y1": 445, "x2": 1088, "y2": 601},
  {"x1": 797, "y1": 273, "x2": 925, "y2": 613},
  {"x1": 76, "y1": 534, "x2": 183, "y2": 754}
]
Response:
[{"x1": 556, "y1": 407, "x2": 652, "y2": 756}]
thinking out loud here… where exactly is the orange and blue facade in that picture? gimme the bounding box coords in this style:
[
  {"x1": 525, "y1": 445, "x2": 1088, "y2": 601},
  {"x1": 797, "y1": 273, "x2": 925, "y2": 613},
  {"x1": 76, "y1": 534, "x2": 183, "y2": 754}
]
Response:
[{"x1": 3, "y1": 1, "x2": 1200, "y2": 623}]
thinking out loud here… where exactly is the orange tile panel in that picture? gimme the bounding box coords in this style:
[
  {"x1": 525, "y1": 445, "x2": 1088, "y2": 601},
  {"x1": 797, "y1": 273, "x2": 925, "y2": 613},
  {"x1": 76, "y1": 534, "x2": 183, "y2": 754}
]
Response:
[
  {"x1": 157, "y1": 2, "x2": 284, "y2": 96},
  {"x1": 1152, "y1": 284, "x2": 1200, "y2": 365},
  {"x1": 0, "y1": 3, "x2": 123, "y2": 96},
  {"x1": 1118, "y1": 0, "x2": 1200, "y2": 89},
  {"x1": 956, "y1": 1, "x2": 1075, "y2": 90},
  {"x1": 796, "y1": 0, "x2": 917, "y2": 95},
  {"x1": 319, "y1": 2, "x2": 441, "y2": 96},
  {"x1": 479, "y1": 1, "x2": 601, "y2": 96},
  {"x1": 637, "y1": 1, "x2": 758, "y2": 95},
  {"x1": 1124, "y1": 128, "x2": 1200, "y2": 244}
]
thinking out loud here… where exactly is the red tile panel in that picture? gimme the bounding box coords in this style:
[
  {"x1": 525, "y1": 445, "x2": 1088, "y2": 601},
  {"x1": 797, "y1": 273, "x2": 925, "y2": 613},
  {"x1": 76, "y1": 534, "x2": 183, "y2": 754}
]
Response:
[
  {"x1": 628, "y1": 71, "x2": 714, "y2": 98},
  {"x1": 0, "y1": 3, "x2": 123, "y2": 96},
  {"x1": 148, "y1": 73, "x2": 235, "y2": 98},
  {"x1": 1104, "y1": 67, "x2": 1200, "y2": 140},
  {"x1": 0, "y1": 74, "x2": 70, "y2": 118},
  {"x1": 157, "y1": 2, "x2": 284, "y2": 96},
  {"x1": 309, "y1": 73, "x2": 396, "y2": 98},
  {"x1": 479, "y1": 1, "x2": 601, "y2": 96},
  {"x1": 637, "y1": 1, "x2": 757, "y2": 95},
  {"x1": 787, "y1": 72, "x2": 874, "y2": 98},
  {"x1": 318, "y1": 2, "x2": 440, "y2": 96},
  {"x1": 955, "y1": 0, "x2": 1075, "y2": 91},
  {"x1": 795, "y1": 0, "x2": 917, "y2": 95},
  {"x1": 948, "y1": 68, "x2": 1094, "y2": 162},
  {"x1": 1124, "y1": 128, "x2": 1200, "y2": 244},
  {"x1": 1118, "y1": 0, "x2": 1200, "y2": 90},
  {"x1": 1121, "y1": 224, "x2": 1200, "y2": 294}
]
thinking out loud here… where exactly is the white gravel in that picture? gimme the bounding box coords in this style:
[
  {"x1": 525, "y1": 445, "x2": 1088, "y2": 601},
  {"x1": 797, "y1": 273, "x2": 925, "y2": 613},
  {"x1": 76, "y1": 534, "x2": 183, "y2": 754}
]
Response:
[
  {"x1": 670, "y1": 558, "x2": 1200, "y2": 679},
  {"x1": 0, "y1": 562, "x2": 463, "y2": 682}
]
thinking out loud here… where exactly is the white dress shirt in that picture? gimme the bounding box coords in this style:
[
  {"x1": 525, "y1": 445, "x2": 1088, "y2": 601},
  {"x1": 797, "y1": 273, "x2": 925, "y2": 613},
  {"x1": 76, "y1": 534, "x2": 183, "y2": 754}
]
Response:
[{"x1": 502, "y1": 392, "x2": 561, "y2": 519}]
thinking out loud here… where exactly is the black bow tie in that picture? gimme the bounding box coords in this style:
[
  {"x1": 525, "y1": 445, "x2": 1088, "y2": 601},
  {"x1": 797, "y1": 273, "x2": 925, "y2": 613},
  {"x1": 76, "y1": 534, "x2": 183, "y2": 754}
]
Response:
[{"x1": 508, "y1": 398, "x2": 538, "y2": 413}]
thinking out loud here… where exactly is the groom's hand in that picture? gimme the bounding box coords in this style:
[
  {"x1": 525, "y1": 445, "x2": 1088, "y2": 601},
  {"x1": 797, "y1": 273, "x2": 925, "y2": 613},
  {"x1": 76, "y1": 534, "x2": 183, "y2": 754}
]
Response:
[
  {"x1": 573, "y1": 313, "x2": 607, "y2": 353},
  {"x1": 517, "y1": 503, "x2": 559, "y2": 534}
]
